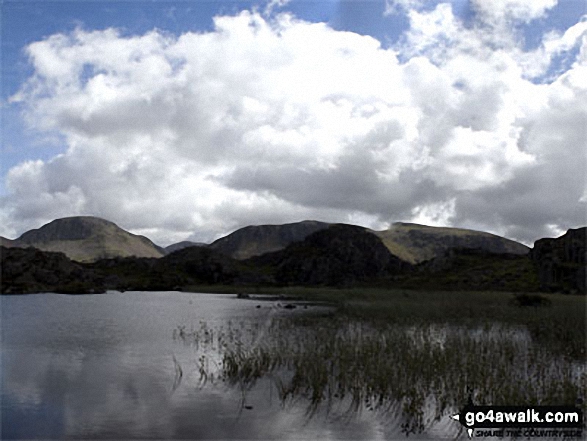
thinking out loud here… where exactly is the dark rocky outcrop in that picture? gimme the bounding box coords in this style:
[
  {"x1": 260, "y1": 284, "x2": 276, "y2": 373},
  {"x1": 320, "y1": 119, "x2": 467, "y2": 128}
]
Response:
[
  {"x1": 209, "y1": 220, "x2": 330, "y2": 260},
  {"x1": 158, "y1": 247, "x2": 243, "y2": 285},
  {"x1": 531, "y1": 227, "x2": 586, "y2": 293},
  {"x1": 1, "y1": 246, "x2": 105, "y2": 294},
  {"x1": 249, "y1": 224, "x2": 410, "y2": 286}
]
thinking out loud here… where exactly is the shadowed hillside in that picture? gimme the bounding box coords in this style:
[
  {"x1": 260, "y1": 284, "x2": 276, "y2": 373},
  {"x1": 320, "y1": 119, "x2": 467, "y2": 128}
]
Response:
[
  {"x1": 0, "y1": 237, "x2": 17, "y2": 247},
  {"x1": 209, "y1": 220, "x2": 330, "y2": 259},
  {"x1": 248, "y1": 224, "x2": 411, "y2": 286},
  {"x1": 164, "y1": 241, "x2": 207, "y2": 254},
  {"x1": 394, "y1": 248, "x2": 540, "y2": 292}
]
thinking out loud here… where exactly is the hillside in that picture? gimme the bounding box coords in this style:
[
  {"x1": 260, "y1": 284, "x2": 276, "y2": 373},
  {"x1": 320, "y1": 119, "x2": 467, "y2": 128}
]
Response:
[
  {"x1": 373, "y1": 222, "x2": 529, "y2": 264},
  {"x1": 395, "y1": 248, "x2": 540, "y2": 292},
  {"x1": 248, "y1": 224, "x2": 410, "y2": 286},
  {"x1": 164, "y1": 241, "x2": 206, "y2": 254},
  {"x1": 209, "y1": 220, "x2": 330, "y2": 259},
  {"x1": 10, "y1": 216, "x2": 165, "y2": 262}
]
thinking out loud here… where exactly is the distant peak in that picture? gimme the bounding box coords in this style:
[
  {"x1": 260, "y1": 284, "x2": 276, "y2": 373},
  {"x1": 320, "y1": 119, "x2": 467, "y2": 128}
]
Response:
[
  {"x1": 392, "y1": 222, "x2": 426, "y2": 227},
  {"x1": 51, "y1": 216, "x2": 116, "y2": 225}
]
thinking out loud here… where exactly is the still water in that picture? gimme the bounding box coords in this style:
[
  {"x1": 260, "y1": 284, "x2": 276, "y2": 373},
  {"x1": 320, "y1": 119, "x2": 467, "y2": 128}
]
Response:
[{"x1": 1, "y1": 291, "x2": 455, "y2": 439}]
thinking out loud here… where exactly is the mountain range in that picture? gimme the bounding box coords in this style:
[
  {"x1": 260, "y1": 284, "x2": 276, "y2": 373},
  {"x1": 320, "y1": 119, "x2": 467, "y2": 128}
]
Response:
[
  {"x1": 1, "y1": 216, "x2": 529, "y2": 263},
  {"x1": 1, "y1": 216, "x2": 584, "y2": 294}
]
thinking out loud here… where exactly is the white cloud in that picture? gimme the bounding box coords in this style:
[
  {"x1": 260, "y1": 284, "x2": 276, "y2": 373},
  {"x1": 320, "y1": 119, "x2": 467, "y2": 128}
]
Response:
[
  {"x1": 471, "y1": 0, "x2": 558, "y2": 24},
  {"x1": 2, "y1": 6, "x2": 586, "y2": 245}
]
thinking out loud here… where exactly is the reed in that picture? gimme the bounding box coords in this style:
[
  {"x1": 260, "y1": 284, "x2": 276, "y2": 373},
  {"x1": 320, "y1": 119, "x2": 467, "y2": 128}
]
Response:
[{"x1": 174, "y1": 290, "x2": 586, "y2": 435}]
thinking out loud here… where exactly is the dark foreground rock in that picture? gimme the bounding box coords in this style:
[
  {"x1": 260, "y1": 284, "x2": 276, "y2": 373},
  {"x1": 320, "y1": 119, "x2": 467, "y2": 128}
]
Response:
[
  {"x1": 531, "y1": 227, "x2": 586, "y2": 293},
  {"x1": 1, "y1": 246, "x2": 105, "y2": 294}
]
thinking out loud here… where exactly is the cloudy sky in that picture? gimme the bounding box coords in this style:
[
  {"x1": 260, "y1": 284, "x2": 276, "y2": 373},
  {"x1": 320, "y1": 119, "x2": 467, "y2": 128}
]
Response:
[{"x1": 1, "y1": 0, "x2": 585, "y2": 246}]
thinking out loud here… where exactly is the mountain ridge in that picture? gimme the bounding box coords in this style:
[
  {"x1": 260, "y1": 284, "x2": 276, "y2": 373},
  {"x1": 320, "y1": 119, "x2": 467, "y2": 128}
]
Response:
[
  {"x1": 2, "y1": 223, "x2": 585, "y2": 294},
  {"x1": 3, "y1": 216, "x2": 534, "y2": 266},
  {"x1": 7, "y1": 216, "x2": 164, "y2": 262}
]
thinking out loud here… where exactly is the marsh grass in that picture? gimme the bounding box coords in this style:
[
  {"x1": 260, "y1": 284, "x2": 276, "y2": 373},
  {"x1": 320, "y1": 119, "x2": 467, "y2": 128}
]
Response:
[{"x1": 174, "y1": 289, "x2": 586, "y2": 435}]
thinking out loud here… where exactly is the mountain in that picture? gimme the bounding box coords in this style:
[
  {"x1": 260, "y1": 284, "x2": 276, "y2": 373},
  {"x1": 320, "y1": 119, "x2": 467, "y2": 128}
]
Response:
[
  {"x1": 531, "y1": 227, "x2": 586, "y2": 293},
  {"x1": 165, "y1": 241, "x2": 207, "y2": 254},
  {"x1": 10, "y1": 216, "x2": 165, "y2": 262},
  {"x1": 209, "y1": 220, "x2": 330, "y2": 260},
  {"x1": 248, "y1": 224, "x2": 410, "y2": 286},
  {"x1": 373, "y1": 222, "x2": 529, "y2": 264}
]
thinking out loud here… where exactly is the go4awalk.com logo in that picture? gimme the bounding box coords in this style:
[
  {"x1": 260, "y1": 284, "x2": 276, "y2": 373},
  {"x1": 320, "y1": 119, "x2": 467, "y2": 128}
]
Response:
[{"x1": 451, "y1": 404, "x2": 583, "y2": 438}]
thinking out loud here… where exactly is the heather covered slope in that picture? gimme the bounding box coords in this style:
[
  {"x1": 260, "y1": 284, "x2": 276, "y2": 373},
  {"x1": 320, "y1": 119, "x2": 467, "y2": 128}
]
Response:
[
  {"x1": 374, "y1": 222, "x2": 529, "y2": 264},
  {"x1": 209, "y1": 220, "x2": 330, "y2": 259},
  {"x1": 9, "y1": 216, "x2": 165, "y2": 262}
]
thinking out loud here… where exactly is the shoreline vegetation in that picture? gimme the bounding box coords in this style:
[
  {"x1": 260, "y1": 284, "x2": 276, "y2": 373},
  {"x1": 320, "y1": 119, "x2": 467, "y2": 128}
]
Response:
[{"x1": 172, "y1": 288, "x2": 586, "y2": 435}]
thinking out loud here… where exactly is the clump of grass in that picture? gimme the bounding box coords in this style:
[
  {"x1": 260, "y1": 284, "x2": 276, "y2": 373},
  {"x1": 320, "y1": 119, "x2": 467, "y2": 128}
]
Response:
[{"x1": 511, "y1": 293, "x2": 552, "y2": 307}]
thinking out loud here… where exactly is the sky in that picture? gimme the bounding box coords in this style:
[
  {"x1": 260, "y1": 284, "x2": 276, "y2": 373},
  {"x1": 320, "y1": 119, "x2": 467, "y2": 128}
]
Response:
[{"x1": 1, "y1": 0, "x2": 586, "y2": 247}]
